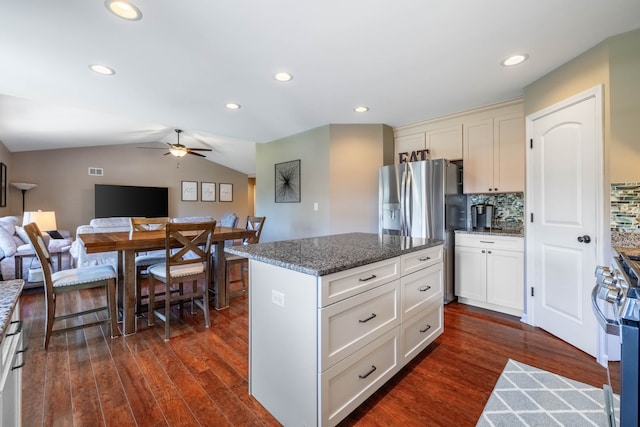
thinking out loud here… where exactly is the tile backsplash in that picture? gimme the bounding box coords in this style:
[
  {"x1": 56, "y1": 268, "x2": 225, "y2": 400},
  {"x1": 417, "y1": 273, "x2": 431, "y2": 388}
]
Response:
[
  {"x1": 611, "y1": 182, "x2": 640, "y2": 247},
  {"x1": 467, "y1": 193, "x2": 524, "y2": 230}
]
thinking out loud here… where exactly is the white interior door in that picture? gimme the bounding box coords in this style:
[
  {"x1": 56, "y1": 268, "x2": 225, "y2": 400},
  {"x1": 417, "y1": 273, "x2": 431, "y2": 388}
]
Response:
[{"x1": 526, "y1": 86, "x2": 604, "y2": 358}]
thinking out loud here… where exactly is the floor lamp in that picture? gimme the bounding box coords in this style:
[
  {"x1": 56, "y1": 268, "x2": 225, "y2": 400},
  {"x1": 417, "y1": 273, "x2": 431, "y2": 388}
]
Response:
[{"x1": 11, "y1": 182, "x2": 38, "y2": 212}]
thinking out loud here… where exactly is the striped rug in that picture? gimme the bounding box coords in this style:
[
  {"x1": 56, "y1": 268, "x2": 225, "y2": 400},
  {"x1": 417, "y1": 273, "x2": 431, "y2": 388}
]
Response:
[{"x1": 477, "y1": 359, "x2": 619, "y2": 427}]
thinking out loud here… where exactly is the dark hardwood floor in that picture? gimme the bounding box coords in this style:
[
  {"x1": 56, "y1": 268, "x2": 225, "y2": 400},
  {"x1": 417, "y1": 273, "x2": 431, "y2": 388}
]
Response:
[{"x1": 20, "y1": 277, "x2": 619, "y2": 427}]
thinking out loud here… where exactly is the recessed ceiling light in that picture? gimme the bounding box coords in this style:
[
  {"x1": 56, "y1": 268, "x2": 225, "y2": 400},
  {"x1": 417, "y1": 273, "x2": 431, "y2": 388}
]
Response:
[
  {"x1": 105, "y1": 0, "x2": 142, "y2": 20},
  {"x1": 89, "y1": 64, "x2": 116, "y2": 75},
  {"x1": 354, "y1": 106, "x2": 369, "y2": 113},
  {"x1": 274, "y1": 72, "x2": 293, "y2": 82},
  {"x1": 501, "y1": 54, "x2": 529, "y2": 67},
  {"x1": 225, "y1": 103, "x2": 241, "y2": 110}
]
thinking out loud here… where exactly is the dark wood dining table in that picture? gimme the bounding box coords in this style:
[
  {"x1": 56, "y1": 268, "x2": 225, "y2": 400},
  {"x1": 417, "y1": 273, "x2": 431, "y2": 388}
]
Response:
[{"x1": 78, "y1": 226, "x2": 256, "y2": 335}]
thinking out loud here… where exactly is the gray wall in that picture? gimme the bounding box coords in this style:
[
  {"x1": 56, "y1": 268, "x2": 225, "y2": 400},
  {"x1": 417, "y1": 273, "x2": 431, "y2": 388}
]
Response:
[
  {"x1": 255, "y1": 124, "x2": 393, "y2": 243},
  {"x1": 6, "y1": 143, "x2": 250, "y2": 233}
]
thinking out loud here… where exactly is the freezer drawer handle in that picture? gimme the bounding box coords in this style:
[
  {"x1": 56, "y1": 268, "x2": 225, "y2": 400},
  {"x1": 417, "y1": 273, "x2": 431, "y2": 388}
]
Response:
[
  {"x1": 358, "y1": 365, "x2": 377, "y2": 379},
  {"x1": 359, "y1": 313, "x2": 377, "y2": 323},
  {"x1": 418, "y1": 285, "x2": 431, "y2": 292},
  {"x1": 480, "y1": 241, "x2": 495, "y2": 244},
  {"x1": 358, "y1": 274, "x2": 377, "y2": 282},
  {"x1": 420, "y1": 324, "x2": 432, "y2": 333},
  {"x1": 418, "y1": 256, "x2": 431, "y2": 261}
]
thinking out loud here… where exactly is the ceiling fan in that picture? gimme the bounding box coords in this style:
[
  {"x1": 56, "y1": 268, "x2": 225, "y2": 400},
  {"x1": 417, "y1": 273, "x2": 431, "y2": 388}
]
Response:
[{"x1": 138, "y1": 129, "x2": 212, "y2": 158}]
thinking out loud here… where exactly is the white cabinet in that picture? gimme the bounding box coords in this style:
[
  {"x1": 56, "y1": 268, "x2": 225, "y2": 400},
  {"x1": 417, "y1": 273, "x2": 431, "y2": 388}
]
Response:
[
  {"x1": 455, "y1": 233, "x2": 524, "y2": 316},
  {"x1": 249, "y1": 244, "x2": 443, "y2": 427},
  {"x1": 0, "y1": 300, "x2": 22, "y2": 427},
  {"x1": 463, "y1": 112, "x2": 524, "y2": 194},
  {"x1": 394, "y1": 124, "x2": 462, "y2": 163}
]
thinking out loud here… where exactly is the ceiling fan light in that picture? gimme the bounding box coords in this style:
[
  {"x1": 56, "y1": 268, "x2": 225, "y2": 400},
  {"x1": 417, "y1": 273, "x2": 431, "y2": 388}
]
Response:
[
  {"x1": 169, "y1": 147, "x2": 187, "y2": 157},
  {"x1": 105, "y1": 0, "x2": 142, "y2": 20}
]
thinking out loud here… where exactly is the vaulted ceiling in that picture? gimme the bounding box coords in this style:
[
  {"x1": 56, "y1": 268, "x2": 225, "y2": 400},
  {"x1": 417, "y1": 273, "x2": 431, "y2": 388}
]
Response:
[{"x1": 1, "y1": 0, "x2": 639, "y2": 175}]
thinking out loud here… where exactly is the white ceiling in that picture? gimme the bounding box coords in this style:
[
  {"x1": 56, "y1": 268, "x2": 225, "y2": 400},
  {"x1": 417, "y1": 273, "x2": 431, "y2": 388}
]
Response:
[{"x1": 1, "y1": 1, "x2": 639, "y2": 176}]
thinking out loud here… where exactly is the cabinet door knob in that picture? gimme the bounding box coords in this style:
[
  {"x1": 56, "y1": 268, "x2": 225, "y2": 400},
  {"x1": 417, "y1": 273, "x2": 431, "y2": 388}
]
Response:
[
  {"x1": 577, "y1": 235, "x2": 591, "y2": 244},
  {"x1": 481, "y1": 250, "x2": 486, "y2": 253}
]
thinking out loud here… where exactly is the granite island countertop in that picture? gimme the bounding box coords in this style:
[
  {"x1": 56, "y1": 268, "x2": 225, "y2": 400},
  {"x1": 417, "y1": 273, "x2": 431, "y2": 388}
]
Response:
[
  {"x1": 225, "y1": 232, "x2": 443, "y2": 276},
  {"x1": 0, "y1": 279, "x2": 24, "y2": 344}
]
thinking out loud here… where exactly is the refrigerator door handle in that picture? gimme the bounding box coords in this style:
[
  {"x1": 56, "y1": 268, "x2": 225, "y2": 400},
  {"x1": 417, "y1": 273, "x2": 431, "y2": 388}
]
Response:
[{"x1": 403, "y1": 169, "x2": 412, "y2": 235}]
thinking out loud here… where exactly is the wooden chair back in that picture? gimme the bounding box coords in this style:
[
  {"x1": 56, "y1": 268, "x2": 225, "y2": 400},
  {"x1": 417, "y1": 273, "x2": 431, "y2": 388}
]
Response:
[
  {"x1": 129, "y1": 217, "x2": 170, "y2": 237},
  {"x1": 164, "y1": 221, "x2": 217, "y2": 271},
  {"x1": 244, "y1": 216, "x2": 266, "y2": 244}
]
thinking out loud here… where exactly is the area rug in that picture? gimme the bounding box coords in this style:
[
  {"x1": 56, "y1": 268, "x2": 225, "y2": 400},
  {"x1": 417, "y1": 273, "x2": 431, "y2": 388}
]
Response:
[{"x1": 477, "y1": 359, "x2": 619, "y2": 426}]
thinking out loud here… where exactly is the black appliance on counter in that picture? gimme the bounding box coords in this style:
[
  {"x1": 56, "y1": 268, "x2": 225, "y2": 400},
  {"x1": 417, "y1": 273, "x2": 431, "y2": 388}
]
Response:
[
  {"x1": 471, "y1": 203, "x2": 495, "y2": 230},
  {"x1": 593, "y1": 252, "x2": 640, "y2": 427}
]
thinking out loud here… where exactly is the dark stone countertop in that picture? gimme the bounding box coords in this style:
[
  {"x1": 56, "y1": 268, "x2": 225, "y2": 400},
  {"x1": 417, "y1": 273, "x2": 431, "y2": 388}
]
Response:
[
  {"x1": 0, "y1": 280, "x2": 24, "y2": 344},
  {"x1": 225, "y1": 232, "x2": 444, "y2": 276},
  {"x1": 455, "y1": 228, "x2": 524, "y2": 237}
]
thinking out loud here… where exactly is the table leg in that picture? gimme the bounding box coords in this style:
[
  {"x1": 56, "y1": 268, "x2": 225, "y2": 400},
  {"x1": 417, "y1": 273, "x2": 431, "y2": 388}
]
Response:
[
  {"x1": 213, "y1": 241, "x2": 229, "y2": 310},
  {"x1": 123, "y1": 250, "x2": 136, "y2": 335}
]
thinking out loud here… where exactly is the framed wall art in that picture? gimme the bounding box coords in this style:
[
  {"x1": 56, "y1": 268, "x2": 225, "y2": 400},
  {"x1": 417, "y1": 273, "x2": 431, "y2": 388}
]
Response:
[
  {"x1": 0, "y1": 163, "x2": 6, "y2": 207},
  {"x1": 201, "y1": 182, "x2": 216, "y2": 202},
  {"x1": 219, "y1": 183, "x2": 233, "y2": 202},
  {"x1": 181, "y1": 180, "x2": 197, "y2": 201},
  {"x1": 275, "y1": 159, "x2": 300, "y2": 203}
]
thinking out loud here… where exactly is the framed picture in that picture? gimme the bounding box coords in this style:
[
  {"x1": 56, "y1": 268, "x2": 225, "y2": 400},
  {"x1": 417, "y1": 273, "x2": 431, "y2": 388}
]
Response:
[
  {"x1": 181, "y1": 180, "x2": 197, "y2": 201},
  {"x1": 275, "y1": 159, "x2": 301, "y2": 203},
  {"x1": 219, "y1": 183, "x2": 233, "y2": 202},
  {"x1": 0, "y1": 163, "x2": 5, "y2": 207},
  {"x1": 201, "y1": 182, "x2": 216, "y2": 202}
]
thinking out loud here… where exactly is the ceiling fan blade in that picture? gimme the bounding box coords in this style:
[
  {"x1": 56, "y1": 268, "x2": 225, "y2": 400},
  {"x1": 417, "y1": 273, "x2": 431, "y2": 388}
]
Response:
[
  {"x1": 137, "y1": 147, "x2": 168, "y2": 150},
  {"x1": 186, "y1": 148, "x2": 212, "y2": 152},
  {"x1": 187, "y1": 151, "x2": 206, "y2": 158}
]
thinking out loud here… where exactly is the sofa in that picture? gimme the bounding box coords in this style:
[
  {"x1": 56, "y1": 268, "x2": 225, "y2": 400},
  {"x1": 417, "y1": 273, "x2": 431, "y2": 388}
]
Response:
[{"x1": 0, "y1": 215, "x2": 74, "y2": 282}]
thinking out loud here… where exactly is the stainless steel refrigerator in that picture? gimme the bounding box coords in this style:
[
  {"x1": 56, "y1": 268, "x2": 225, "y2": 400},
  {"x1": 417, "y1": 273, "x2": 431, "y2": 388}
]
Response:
[{"x1": 379, "y1": 159, "x2": 466, "y2": 303}]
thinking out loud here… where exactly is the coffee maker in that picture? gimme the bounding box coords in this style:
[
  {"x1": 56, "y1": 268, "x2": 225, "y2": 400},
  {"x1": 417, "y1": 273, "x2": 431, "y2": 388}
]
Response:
[{"x1": 471, "y1": 204, "x2": 495, "y2": 230}]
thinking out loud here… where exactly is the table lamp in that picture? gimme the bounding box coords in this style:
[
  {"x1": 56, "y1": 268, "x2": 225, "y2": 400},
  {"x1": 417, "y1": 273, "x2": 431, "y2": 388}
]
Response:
[{"x1": 23, "y1": 210, "x2": 57, "y2": 235}]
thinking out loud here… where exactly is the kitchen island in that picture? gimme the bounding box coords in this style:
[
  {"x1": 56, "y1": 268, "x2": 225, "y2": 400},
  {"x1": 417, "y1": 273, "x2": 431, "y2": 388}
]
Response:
[{"x1": 226, "y1": 232, "x2": 444, "y2": 427}]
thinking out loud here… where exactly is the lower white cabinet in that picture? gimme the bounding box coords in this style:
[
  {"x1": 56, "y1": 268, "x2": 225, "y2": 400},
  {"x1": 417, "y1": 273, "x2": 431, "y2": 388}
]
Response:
[
  {"x1": 455, "y1": 233, "x2": 524, "y2": 316},
  {"x1": 0, "y1": 301, "x2": 23, "y2": 427},
  {"x1": 249, "y1": 245, "x2": 443, "y2": 427}
]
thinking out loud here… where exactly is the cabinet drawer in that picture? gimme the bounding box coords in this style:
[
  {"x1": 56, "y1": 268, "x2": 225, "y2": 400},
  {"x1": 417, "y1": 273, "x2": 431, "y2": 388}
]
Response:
[
  {"x1": 455, "y1": 234, "x2": 523, "y2": 251},
  {"x1": 319, "y1": 281, "x2": 400, "y2": 371},
  {"x1": 1, "y1": 302, "x2": 20, "y2": 368},
  {"x1": 320, "y1": 328, "x2": 399, "y2": 427},
  {"x1": 319, "y1": 257, "x2": 400, "y2": 307},
  {"x1": 400, "y1": 302, "x2": 443, "y2": 364},
  {"x1": 402, "y1": 263, "x2": 443, "y2": 320},
  {"x1": 401, "y1": 245, "x2": 442, "y2": 276}
]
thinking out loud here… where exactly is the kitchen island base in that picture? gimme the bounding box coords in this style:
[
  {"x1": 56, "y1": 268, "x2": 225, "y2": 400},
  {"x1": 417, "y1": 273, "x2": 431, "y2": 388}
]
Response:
[{"x1": 247, "y1": 242, "x2": 444, "y2": 426}]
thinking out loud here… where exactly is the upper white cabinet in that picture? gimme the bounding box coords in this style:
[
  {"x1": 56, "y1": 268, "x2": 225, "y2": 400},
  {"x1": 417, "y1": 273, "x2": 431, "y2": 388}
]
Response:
[
  {"x1": 393, "y1": 100, "x2": 525, "y2": 193},
  {"x1": 463, "y1": 112, "x2": 525, "y2": 194},
  {"x1": 394, "y1": 124, "x2": 462, "y2": 163}
]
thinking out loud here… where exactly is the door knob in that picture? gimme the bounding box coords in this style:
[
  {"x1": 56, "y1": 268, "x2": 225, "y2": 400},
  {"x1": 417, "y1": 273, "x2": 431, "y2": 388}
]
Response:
[{"x1": 577, "y1": 235, "x2": 591, "y2": 243}]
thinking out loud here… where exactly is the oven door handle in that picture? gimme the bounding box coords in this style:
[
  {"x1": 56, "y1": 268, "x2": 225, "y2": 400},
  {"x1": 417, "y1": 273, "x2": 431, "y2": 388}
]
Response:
[{"x1": 591, "y1": 285, "x2": 620, "y2": 336}]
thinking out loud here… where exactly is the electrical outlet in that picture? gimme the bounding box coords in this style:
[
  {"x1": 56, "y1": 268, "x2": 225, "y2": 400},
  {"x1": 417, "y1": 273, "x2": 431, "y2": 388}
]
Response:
[
  {"x1": 271, "y1": 290, "x2": 285, "y2": 307},
  {"x1": 313, "y1": 202, "x2": 318, "y2": 211}
]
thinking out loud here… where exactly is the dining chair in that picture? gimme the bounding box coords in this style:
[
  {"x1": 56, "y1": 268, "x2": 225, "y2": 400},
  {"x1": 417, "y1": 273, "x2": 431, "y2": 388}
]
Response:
[
  {"x1": 129, "y1": 217, "x2": 170, "y2": 315},
  {"x1": 147, "y1": 221, "x2": 216, "y2": 341},
  {"x1": 24, "y1": 222, "x2": 120, "y2": 350},
  {"x1": 225, "y1": 216, "x2": 266, "y2": 299}
]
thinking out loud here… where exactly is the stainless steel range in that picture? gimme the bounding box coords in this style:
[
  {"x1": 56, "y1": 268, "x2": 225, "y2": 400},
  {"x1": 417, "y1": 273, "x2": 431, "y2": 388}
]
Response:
[{"x1": 593, "y1": 251, "x2": 640, "y2": 427}]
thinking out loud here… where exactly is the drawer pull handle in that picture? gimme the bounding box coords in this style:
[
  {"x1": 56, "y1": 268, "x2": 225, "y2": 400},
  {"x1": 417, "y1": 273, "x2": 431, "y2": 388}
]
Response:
[
  {"x1": 419, "y1": 285, "x2": 431, "y2": 292},
  {"x1": 420, "y1": 324, "x2": 432, "y2": 333},
  {"x1": 480, "y1": 241, "x2": 495, "y2": 244},
  {"x1": 359, "y1": 274, "x2": 377, "y2": 282},
  {"x1": 6, "y1": 319, "x2": 22, "y2": 337},
  {"x1": 359, "y1": 313, "x2": 377, "y2": 323},
  {"x1": 11, "y1": 362, "x2": 25, "y2": 371},
  {"x1": 419, "y1": 256, "x2": 431, "y2": 261},
  {"x1": 358, "y1": 365, "x2": 377, "y2": 379},
  {"x1": 17, "y1": 346, "x2": 29, "y2": 354}
]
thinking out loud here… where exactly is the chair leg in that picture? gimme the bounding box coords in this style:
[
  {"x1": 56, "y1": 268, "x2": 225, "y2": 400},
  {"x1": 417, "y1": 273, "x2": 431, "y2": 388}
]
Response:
[
  {"x1": 148, "y1": 276, "x2": 155, "y2": 326},
  {"x1": 164, "y1": 282, "x2": 171, "y2": 341},
  {"x1": 202, "y1": 278, "x2": 210, "y2": 329},
  {"x1": 107, "y1": 278, "x2": 121, "y2": 338},
  {"x1": 191, "y1": 280, "x2": 197, "y2": 314},
  {"x1": 135, "y1": 266, "x2": 143, "y2": 316},
  {"x1": 43, "y1": 294, "x2": 56, "y2": 350}
]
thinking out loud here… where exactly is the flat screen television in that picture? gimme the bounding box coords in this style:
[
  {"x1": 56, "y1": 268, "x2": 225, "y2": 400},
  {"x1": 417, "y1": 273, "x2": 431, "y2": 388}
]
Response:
[{"x1": 95, "y1": 184, "x2": 169, "y2": 218}]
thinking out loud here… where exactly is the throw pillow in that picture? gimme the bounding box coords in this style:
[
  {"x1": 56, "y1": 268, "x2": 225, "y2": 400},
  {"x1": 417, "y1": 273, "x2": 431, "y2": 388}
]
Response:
[
  {"x1": 15, "y1": 226, "x2": 30, "y2": 244},
  {"x1": 0, "y1": 226, "x2": 17, "y2": 258}
]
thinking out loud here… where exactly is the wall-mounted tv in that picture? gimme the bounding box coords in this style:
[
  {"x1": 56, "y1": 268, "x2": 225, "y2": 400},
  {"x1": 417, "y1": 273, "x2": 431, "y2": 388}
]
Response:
[{"x1": 95, "y1": 184, "x2": 169, "y2": 218}]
